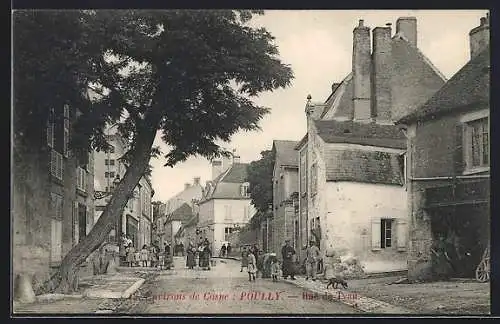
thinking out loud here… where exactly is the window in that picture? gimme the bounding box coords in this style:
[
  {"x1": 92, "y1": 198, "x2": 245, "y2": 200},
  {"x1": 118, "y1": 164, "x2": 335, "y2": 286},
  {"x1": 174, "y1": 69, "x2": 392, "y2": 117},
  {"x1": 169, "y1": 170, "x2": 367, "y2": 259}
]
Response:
[
  {"x1": 466, "y1": 117, "x2": 489, "y2": 169},
  {"x1": 50, "y1": 149, "x2": 64, "y2": 180},
  {"x1": 105, "y1": 159, "x2": 109, "y2": 166},
  {"x1": 47, "y1": 107, "x2": 55, "y2": 147},
  {"x1": 77, "y1": 166, "x2": 87, "y2": 192},
  {"x1": 110, "y1": 159, "x2": 115, "y2": 166},
  {"x1": 63, "y1": 104, "x2": 70, "y2": 157},
  {"x1": 241, "y1": 183, "x2": 250, "y2": 198},
  {"x1": 105, "y1": 186, "x2": 109, "y2": 192},
  {"x1": 224, "y1": 205, "x2": 232, "y2": 221},
  {"x1": 105, "y1": 172, "x2": 109, "y2": 178},
  {"x1": 110, "y1": 172, "x2": 115, "y2": 179},
  {"x1": 50, "y1": 192, "x2": 63, "y2": 263},
  {"x1": 381, "y1": 219, "x2": 393, "y2": 248}
]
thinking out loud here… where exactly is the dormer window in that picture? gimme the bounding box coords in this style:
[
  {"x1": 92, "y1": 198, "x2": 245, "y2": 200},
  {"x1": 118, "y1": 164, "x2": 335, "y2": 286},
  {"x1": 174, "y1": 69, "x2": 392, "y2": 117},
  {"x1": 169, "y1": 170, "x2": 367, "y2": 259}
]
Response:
[{"x1": 241, "y1": 182, "x2": 250, "y2": 198}]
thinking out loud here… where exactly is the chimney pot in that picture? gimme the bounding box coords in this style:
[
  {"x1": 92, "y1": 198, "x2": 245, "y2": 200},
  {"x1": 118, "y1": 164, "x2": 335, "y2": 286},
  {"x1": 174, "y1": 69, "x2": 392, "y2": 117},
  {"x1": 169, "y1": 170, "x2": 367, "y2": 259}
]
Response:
[
  {"x1": 193, "y1": 177, "x2": 200, "y2": 185},
  {"x1": 184, "y1": 183, "x2": 191, "y2": 190},
  {"x1": 396, "y1": 17, "x2": 417, "y2": 47},
  {"x1": 332, "y1": 82, "x2": 341, "y2": 92},
  {"x1": 359, "y1": 19, "x2": 364, "y2": 27},
  {"x1": 480, "y1": 17, "x2": 487, "y2": 26},
  {"x1": 386, "y1": 23, "x2": 392, "y2": 27}
]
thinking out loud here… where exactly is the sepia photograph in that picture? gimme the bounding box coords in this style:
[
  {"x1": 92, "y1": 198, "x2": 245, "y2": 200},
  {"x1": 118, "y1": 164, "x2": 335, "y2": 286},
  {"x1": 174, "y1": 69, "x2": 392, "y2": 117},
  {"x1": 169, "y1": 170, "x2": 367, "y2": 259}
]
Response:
[{"x1": 11, "y1": 9, "x2": 490, "y2": 316}]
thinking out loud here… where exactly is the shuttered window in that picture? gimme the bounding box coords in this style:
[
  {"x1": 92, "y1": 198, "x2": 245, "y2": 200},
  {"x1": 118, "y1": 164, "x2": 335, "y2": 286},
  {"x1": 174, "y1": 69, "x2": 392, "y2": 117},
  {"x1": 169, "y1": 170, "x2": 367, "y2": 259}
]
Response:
[
  {"x1": 77, "y1": 167, "x2": 87, "y2": 192},
  {"x1": 371, "y1": 218, "x2": 381, "y2": 250},
  {"x1": 50, "y1": 219, "x2": 62, "y2": 263},
  {"x1": 50, "y1": 149, "x2": 64, "y2": 180},
  {"x1": 63, "y1": 104, "x2": 70, "y2": 157},
  {"x1": 224, "y1": 205, "x2": 232, "y2": 222},
  {"x1": 396, "y1": 219, "x2": 408, "y2": 251}
]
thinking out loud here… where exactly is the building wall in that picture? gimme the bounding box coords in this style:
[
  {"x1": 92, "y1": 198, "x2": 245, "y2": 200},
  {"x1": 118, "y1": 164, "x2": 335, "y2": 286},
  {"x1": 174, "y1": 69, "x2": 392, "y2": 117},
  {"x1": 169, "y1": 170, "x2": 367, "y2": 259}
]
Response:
[
  {"x1": 406, "y1": 107, "x2": 490, "y2": 279},
  {"x1": 298, "y1": 144, "x2": 308, "y2": 261},
  {"x1": 325, "y1": 181, "x2": 408, "y2": 273},
  {"x1": 13, "y1": 107, "x2": 94, "y2": 292}
]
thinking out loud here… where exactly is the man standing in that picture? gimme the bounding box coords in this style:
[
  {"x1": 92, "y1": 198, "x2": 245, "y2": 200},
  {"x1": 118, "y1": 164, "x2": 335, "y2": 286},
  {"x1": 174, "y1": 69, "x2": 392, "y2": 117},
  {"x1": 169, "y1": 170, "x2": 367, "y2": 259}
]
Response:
[
  {"x1": 281, "y1": 239, "x2": 296, "y2": 280},
  {"x1": 305, "y1": 239, "x2": 321, "y2": 281}
]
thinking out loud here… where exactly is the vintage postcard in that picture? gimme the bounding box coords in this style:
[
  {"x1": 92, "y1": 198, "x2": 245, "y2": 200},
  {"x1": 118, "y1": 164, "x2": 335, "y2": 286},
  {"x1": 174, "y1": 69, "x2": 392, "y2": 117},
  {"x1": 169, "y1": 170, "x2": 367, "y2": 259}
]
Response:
[{"x1": 11, "y1": 9, "x2": 490, "y2": 316}]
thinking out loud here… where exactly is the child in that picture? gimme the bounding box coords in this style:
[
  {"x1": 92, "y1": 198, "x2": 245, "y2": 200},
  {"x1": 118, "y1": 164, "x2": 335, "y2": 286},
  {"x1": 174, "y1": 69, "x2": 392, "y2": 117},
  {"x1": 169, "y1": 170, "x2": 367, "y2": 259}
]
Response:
[
  {"x1": 271, "y1": 258, "x2": 280, "y2": 282},
  {"x1": 140, "y1": 244, "x2": 149, "y2": 267},
  {"x1": 247, "y1": 249, "x2": 257, "y2": 282}
]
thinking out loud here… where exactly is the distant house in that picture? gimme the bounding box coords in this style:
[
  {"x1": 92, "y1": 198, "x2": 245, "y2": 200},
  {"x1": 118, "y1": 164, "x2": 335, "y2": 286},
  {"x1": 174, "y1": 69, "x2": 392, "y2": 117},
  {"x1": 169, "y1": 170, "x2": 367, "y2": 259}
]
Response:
[
  {"x1": 270, "y1": 140, "x2": 299, "y2": 254},
  {"x1": 176, "y1": 212, "x2": 200, "y2": 248},
  {"x1": 297, "y1": 17, "x2": 447, "y2": 273},
  {"x1": 198, "y1": 156, "x2": 256, "y2": 254},
  {"x1": 396, "y1": 15, "x2": 490, "y2": 280},
  {"x1": 164, "y1": 203, "x2": 194, "y2": 245}
]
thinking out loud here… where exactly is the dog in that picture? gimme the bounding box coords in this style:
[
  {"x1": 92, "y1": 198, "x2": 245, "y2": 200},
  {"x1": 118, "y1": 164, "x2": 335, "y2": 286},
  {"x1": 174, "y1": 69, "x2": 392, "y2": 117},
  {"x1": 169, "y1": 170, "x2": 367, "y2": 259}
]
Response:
[{"x1": 326, "y1": 277, "x2": 348, "y2": 289}]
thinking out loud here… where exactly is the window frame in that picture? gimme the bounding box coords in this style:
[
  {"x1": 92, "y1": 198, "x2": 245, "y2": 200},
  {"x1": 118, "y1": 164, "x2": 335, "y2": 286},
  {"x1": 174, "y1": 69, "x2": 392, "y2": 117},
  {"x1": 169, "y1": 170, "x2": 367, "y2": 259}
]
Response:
[
  {"x1": 380, "y1": 218, "x2": 393, "y2": 249},
  {"x1": 461, "y1": 111, "x2": 489, "y2": 175}
]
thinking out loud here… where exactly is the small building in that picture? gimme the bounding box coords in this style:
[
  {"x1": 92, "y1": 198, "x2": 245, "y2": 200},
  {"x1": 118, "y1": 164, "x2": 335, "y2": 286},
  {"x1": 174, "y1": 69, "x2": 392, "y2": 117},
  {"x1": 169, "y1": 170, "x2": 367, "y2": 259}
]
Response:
[
  {"x1": 297, "y1": 16, "x2": 447, "y2": 273},
  {"x1": 13, "y1": 103, "x2": 95, "y2": 292},
  {"x1": 93, "y1": 126, "x2": 154, "y2": 249},
  {"x1": 396, "y1": 14, "x2": 490, "y2": 280},
  {"x1": 198, "y1": 156, "x2": 256, "y2": 255},
  {"x1": 164, "y1": 203, "x2": 195, "y2": 245},
  {"x1": 270, "y1": 140, "x2": 299, "y2": 254}
]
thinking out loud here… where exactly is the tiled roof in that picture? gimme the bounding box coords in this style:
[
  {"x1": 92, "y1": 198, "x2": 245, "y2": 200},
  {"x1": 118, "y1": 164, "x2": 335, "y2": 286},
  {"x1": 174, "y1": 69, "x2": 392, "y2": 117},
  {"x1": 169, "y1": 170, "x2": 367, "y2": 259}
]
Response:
[
  {"x1": 320, "y1": 36, "x2": 445, "y2": 121},
  {"x1": 397, "y1": 48, "x2": 490, "y2": 124},
  {"x1": 273, "y1": 140, "x2": 299, "y2": 167},
  {"x1": 314, "y1": 120, "x2": 406, "y2": 149},
  {"x1": 221, "y1": 163, "x2": 249, "y2": 183},
  {"x1": 201, "y1": 163, "x2": 250, "y2": 201},
  {"x1": 324, "y1": 148, "x2": 404, "y2": 185},
  {"x1": 166, "y1": 203, "x2": 193, "y2": 223}
]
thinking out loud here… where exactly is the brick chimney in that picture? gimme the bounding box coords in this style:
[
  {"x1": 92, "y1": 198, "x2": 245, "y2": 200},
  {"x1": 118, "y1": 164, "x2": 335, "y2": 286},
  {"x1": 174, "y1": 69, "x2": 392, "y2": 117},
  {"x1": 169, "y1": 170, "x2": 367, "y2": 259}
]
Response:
[
  {"x1": 352, "y1": 19, "x2": 372, "y2": 122},
  {"x1": 193, "y1": 177, "x2": 200, "y2": 185},
  {"x1": 372, "y1": 24, "x2": 393, "y2": 122},
  {"x1": 396, "y1": 17, "x2": 417, "y2": 47},
  {"x1": 469, "y1": 13, "x2": 490, "y2": 59}
]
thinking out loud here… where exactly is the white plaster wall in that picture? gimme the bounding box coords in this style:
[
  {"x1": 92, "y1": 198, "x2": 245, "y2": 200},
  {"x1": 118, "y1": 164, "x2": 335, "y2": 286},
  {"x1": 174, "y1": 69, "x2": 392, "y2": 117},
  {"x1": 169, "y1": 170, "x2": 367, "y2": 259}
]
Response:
[{"x1": 325, "y1": 181, "x2": 409, "y2": 273}]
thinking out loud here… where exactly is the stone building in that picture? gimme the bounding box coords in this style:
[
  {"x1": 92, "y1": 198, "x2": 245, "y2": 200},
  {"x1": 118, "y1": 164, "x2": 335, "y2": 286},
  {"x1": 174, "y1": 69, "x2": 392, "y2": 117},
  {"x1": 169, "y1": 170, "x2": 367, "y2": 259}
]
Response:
[
  {"x1": 297, "y1": 17, "x2": 447, "y2": 273},
  {"x1": 93, "y1": 125, "x2": 154, "y2": 249},
  {"x1": 12, "y1": 104, "x2": 95, "y2": 292},
  {"x1": 198, "y1": 156, "x2": 256, "y2": 255},
  {"x1": 396, "y1": 14, "x2": 490, "y2": 280},
  {"x1": 164, "y1": 203, "x2": 195, "y2": 245},
  {"x1": 270, "y1": 140, "x2": 299, "y2": 254}
]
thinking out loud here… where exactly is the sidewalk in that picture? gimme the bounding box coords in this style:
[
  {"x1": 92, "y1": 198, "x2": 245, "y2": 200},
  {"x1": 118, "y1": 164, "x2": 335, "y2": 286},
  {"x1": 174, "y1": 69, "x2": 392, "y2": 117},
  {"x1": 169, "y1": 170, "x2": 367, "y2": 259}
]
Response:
[{"x1": 12, "y1": 270, "x2": 156, "y2": 314}]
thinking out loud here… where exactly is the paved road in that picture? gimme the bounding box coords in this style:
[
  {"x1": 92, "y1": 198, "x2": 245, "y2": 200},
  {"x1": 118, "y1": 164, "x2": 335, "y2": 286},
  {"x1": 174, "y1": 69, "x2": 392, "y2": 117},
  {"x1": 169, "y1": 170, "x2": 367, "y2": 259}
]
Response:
[{"x1": 133, "y1": 257, "x2": 359, "y2": 314}]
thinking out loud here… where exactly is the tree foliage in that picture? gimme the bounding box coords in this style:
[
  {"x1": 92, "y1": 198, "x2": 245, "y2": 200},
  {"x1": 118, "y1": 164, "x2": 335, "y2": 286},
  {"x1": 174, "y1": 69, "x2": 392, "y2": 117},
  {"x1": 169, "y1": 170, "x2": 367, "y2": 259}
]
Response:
[
  {"x1": 246, "y1": 149, "x2": 275, "y2": 222},
  {"x1": 14, "y1": 9, "x2": 293, "y2": 293}
]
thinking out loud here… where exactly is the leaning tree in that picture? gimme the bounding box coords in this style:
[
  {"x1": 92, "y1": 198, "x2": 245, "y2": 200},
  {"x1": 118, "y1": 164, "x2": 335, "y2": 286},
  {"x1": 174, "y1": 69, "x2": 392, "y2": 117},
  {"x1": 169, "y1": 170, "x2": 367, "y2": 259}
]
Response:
[{"x1": 14, "y1": 9, "x2": 293, "y2": 293}]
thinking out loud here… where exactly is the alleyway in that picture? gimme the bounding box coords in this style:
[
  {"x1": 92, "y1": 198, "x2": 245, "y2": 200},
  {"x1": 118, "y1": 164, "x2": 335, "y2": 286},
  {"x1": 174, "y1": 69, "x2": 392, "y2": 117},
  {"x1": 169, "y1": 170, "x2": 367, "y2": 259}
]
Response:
[{"x1": 126, "y1": 257, "x2": 359, "y2": 314}]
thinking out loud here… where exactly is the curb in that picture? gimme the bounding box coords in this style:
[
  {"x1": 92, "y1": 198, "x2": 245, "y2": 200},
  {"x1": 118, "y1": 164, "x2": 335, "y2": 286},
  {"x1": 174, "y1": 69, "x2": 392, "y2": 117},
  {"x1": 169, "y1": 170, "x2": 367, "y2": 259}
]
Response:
[
  {"x1": 281, "y1": 278, "x2": 413, "y2": 314},
  {"x1": 36, "y1": 293, "x2": 83, "y2": 302},
  {"x1": 122, "y1": 278, "x2": 145, "y2": 299}
]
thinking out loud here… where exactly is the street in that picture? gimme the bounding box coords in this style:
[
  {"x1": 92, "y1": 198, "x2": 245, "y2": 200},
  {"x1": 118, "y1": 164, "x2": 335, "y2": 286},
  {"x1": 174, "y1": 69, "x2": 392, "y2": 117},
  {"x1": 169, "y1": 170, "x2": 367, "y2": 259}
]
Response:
[{"x1": 128, "y1": 257, "x2": 359, "y2": 314}]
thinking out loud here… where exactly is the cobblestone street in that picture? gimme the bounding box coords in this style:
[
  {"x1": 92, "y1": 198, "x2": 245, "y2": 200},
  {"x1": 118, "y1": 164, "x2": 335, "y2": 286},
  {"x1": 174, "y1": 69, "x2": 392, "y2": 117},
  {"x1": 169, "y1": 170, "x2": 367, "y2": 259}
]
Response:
[{"x1": 126, "y1": 257, "x2": 359, "y2": 314}]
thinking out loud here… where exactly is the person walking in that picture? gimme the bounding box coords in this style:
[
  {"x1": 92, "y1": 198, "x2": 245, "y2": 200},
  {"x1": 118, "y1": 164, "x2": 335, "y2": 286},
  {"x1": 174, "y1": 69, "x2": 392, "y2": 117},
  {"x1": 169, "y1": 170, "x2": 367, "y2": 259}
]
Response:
[
  {"x1": 281, "y1": 239, "x2": 297, "y2": 280},
  {"x1": 202, "y1": 241, "x2": 212, "y2": 270},
  {"x1": 240, "y1": 246, "x2": 249, "y2": 272},
  {"x1": 149, "y1": 244, "x2": 157, "y2": 268},
  {"x1": 247, "y1": 249, "x2": 257, "y2": 281},
  {"x1": 227, "y1": 243, "x2": 232, "y2": 256},
  {"x1": 220, "y1": 244, "x2": 227, "y2": 258},
  {"x1": 186, "y1": 241, "x2": 196, "y2": 269},
  {"x1": 140, "y1": 245, "x2": 149, "y2": 267},
  {"x1": 256, "y1": 249, "x2": 264, "y2": 278},
  {"x1": 305, "y1": 239, "x2": 321, "y2": 281}
]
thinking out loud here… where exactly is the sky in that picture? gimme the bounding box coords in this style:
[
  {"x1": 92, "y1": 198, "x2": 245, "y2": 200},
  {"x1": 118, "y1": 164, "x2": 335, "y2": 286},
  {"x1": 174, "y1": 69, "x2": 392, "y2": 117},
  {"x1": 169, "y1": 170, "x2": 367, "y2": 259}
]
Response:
[{"x1": 150, "y1": 9, "x2": 487, "y2": 202}]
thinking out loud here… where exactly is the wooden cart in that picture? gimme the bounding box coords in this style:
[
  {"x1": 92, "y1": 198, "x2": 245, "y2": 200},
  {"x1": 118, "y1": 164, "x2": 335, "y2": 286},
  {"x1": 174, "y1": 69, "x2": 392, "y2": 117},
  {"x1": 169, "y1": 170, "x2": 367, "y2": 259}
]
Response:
[{"x1": 475, "y1": 246, "x2": 490, "y2": 282}]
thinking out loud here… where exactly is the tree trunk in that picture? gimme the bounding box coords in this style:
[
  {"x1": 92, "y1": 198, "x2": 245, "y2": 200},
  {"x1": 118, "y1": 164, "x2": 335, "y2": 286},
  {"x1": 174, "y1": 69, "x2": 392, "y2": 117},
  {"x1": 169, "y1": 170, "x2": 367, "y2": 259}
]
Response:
[{"x1": 39, "y1": 124, "x2": 157, "y2": 294}]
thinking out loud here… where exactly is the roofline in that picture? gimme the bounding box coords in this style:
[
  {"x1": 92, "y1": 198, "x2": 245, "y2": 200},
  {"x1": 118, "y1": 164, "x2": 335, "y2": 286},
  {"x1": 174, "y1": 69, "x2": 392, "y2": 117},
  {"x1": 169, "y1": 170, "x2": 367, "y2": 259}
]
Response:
[{"x1": 295, "y1": 133, "x2": 308, "y2": 150}]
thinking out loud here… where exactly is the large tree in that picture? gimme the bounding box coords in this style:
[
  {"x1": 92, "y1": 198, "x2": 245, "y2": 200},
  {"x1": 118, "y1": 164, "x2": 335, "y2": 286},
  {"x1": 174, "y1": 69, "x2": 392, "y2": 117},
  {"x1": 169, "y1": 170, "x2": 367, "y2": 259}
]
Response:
[
  {"x1": 246, "y1": 149, "x2": 275, "y2": 228},
  {"x1": 14, "y1": 9, "x2": 293, "y2": 293}
]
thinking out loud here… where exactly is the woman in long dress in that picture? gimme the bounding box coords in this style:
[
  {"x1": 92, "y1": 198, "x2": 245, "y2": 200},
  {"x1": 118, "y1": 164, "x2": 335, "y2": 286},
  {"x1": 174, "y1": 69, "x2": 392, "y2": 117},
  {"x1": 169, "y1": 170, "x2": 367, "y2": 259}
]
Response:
[
  {"x1": 186, "y1": 242, "x2": 196, "y2": 269},
  {"x1": 240, "y1": 247, "x2": 249, "y2": 272},
  {"x1": 247, "y1": 250, "x2": 257, "y2": 281},
  {"x1": 202, "y1": 243, "x2": 211, "y2": 270}
]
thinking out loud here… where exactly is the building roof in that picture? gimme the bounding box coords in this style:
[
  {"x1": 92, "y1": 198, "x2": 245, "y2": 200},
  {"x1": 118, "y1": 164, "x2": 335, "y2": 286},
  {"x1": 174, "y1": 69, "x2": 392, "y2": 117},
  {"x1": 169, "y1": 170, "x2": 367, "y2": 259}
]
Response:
[
  {"x1": 295, "y1": 133, "x2": 308, "y2": 150},
  {"x1": 397, "y1": 48, "x2": 490, "y2": 124},
  {"x1": 314, "y1": 120, "x2": 406, "y2": 149},
  {"x1": 166, "y1": 203, "x2": 193, "y2": 223},
  {"x1": 201, "y1": 163, "x2": 250, "y2": 202},
  {"x1": 324, "y1": 148, "x2": 404, "y2": 185},
  {"x1": 320, "y1": 35, "x2": 446, "y2": 121},
  {"x1": 273, "y1": 140, "x2": 299, "y2": 167}
]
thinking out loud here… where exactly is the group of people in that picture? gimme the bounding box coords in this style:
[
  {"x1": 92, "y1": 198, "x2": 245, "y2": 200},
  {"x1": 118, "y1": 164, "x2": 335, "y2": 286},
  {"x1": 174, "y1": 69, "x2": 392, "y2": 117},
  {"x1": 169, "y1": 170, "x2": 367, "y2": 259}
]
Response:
[
  {"x1": 120, "y1": 235, "x2": 173, "y2": 270},
  {"x1": 219, "y1": 243, "x2": 232, "y2": 257},
  {"x1": 185, "y1": 238, "x2": 212, "y2": 270}
]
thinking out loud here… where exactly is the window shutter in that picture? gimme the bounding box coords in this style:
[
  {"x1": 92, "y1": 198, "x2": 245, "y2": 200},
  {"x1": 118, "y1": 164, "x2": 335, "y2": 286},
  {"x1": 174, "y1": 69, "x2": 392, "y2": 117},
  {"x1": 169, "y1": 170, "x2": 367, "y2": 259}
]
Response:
[
  {"x1": 371, "y1": 218, "x2": 381, "y2": 250},
  {"x1": 73, "y1": 201, "x2": 79, "y2": 245},
  {"x1": 396, "y1": 219, "x2": 407, "y2": 251},
  {"x1": 86, "y1": 205, "x2": 91, "y2": 235},
  {"x1": 454, "y1": 124, "x2": 465, "y2": 174}
]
